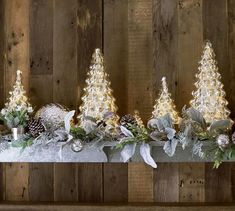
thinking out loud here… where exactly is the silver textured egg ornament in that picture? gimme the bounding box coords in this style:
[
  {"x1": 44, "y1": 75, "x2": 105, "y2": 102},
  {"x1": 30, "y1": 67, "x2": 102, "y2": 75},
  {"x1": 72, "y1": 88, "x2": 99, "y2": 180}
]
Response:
[{"x1": 71, "y1": 139, "x2": 83, "y2": 152}]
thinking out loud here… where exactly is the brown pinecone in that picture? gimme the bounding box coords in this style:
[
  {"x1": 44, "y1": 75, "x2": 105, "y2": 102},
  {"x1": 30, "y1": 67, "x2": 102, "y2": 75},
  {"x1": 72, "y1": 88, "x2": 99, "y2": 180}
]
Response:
[
  {"x1": 27, "y1": 118, "x2": 45, "y2": 137},
  {"x1": 120, "y1": 114, "x2": 138, "y2": 130}
]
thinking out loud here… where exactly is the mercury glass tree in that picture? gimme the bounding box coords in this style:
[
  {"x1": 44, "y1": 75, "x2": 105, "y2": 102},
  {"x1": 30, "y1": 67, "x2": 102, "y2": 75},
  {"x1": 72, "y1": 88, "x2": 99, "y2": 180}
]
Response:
[
  {"x1": 190, "y1": 41, "x2": 230, "y2": 123},
  {"x1": 152, "y1": 77, "x2": 180, "y2": 124},
  {"x1": 78, "y1": 48, "x2": 119, "y2": 128}
]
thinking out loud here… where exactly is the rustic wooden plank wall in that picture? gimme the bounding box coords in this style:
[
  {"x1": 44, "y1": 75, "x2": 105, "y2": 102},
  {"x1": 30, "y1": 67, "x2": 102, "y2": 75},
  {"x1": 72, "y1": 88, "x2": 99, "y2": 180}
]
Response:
[{"x1": 0, "y1": 0, "x2": 235, "y2": 204}]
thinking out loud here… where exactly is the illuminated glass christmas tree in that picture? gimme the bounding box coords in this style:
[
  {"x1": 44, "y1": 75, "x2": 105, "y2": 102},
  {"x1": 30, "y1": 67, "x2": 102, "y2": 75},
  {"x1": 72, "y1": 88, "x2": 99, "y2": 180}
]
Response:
[
  {"x1": 152, "y1": 77, "x2": 180, "y2": 124},
  {"x1": 133, "y1": 110, "x2": 144, "y2": 128},
  {"x1": 1, "y1": 70, "x2": 33, "y2": 128},
  {"x1": 78, "y1": 48, "x2": 119, "y2": 128},
  {"x1": 190, "y1": 41, "x2": 230, "y2": 123}
]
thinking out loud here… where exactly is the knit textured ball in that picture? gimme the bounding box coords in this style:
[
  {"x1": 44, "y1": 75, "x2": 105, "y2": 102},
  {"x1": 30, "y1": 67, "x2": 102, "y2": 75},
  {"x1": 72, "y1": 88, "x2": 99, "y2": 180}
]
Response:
[{"x1": 35, "y1": 103, "x2": 68, "y2": 131}]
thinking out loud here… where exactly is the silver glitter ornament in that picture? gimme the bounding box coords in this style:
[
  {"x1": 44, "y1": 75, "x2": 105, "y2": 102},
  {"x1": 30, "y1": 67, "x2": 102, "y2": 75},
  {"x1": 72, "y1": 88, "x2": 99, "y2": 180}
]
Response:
[
  {"x1": 71, "y1": 139, "x2": 83, "y2": 152},
  {"x1": 232, "y1": 132, "x2": 235, "y2": 144},
  {"x1": 35, "y1": 103, "x2": 68, "y2": 131},
  {"x1": 216, "y1": 134, "x2": 230, "y2": 149},
  {"x1": 0, "y1": 141, "x2": 10, "y2": 153}
]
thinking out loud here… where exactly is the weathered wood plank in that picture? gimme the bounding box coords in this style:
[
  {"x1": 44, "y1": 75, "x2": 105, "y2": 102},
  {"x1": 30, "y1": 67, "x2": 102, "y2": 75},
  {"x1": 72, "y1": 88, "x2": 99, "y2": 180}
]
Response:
[
  {"x1": 29, "y1": 75, "x2": 53, "y2": 109},
  {"x1": 4, "y1": 0, "x2": 30, "y2": 96},
  {"x1": 103, "y1": 163, "x2": 128, "y2": 202},
  {"x1": 4, "y1": 0, "x2": 30, "y2": 202},
  {"x1": 202, "y1": 0, "x2": 229, "y2": 108},
  {"x1": 177, "y1": 1, "x2": 204, "y2": 203},
  {"x1": 103, "y1": 0, "x2": 128, "y2": 116},
  {"x1": 53, "y1": 1, "x2": 78, "y2": 202},
  {"x1": 153, "y1": 0, "x2": 179, "y2": 104},
  {"x1": 228, "y1": 0, "x2": 235, "y2": 120},
  {"x1": 29, "y1": 163, "x2": 54, "y2": 201},
  {"x1": 0, "y1": 0, "x2": 5, "y2": 108},
  {"x1": 77, "y1": 163, "x2": 103, "y2": 202},
  {"x1": 29, "y1": 0, "x2": 53, "y2": 109},
  {"x1": 154, "y1": 163, "x2": 179, "y2": 202},
  {"x1": 28, "y1": 0, "x2": 54, "y2": 203},
  {"x1": 5, "y1": 163, "x2": 29, "y2": 201},
  {"x1": 30, "y1": 0, "x2": 53, "y2": 75},
  {"x1": 231, "y1": 163, "x2": 235, "y2": 201},
  {"x1": 177, "y1": 0, "x2": 203, "y2": 109},
  {"x1": 203, "y1": 0, "x2": 231, "y2": 116},
  {"x1": 2, "y1": 204, "x2": 235, "y2": 211},
  {"x1": 203, "y1": 0, "x2": 228, "y2": 69},
  {"x1": 53, "y1": 0, "x2": 77, "y2": 109},
  {"x1": 76, "y1": 0, "x2": 104, "y2": 204},
  {"x1": 77, "y1": 0, "x2": 102, "y2": 109},
  {"x1": 0, "y1": 164, "x2": 4, "y2": 201},
  {"x1": 205, "y1": 163, "x2": 233, "y2": 202},
  {"x1": 54, "y1": 164, "x2": 78, "y2": 202},
  {"x1": 128, "y1": 163, "x2": 153, "y2": 202},
  {"x1": 179, "y1": 163, "x2": 205, "y2": 202},
  {"x1": 128, "y1": 0, "x2": 153, "y2": 122},
  {"x1": 0, "y1": 0, "x2": 5, "y2": 200}
]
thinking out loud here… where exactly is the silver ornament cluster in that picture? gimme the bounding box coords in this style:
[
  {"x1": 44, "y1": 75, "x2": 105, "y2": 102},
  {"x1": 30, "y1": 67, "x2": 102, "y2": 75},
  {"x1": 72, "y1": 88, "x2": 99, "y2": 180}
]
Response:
[{"x1": 35, "y1": 103, "x2": 68, "y2": 131}]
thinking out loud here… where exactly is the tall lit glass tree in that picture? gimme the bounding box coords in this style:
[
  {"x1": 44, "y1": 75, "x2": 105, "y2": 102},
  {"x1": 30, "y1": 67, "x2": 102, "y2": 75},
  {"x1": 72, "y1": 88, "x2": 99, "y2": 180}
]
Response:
[
  {"x1": 78, "y1": 48, "x2": 119, "y2": 127},
  {"x1": 152, "y1": 77, "x2": 180, "y2": 124},
  {"x1": 190, "y1": 41, "x2": 230, "y2": 123}
]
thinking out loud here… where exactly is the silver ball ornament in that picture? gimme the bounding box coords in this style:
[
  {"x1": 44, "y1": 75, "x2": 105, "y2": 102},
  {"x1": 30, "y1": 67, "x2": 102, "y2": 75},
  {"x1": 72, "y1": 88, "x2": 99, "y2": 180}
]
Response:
[
  {"x1": 216, "y1": 134, "x2": 230, "y2": 149},
  {"x1": 232, "y1": 132, "x2": 235, "y2": 145},
  {"x1": 71, "y1": 139, "x2": 83, "y2": 152}
]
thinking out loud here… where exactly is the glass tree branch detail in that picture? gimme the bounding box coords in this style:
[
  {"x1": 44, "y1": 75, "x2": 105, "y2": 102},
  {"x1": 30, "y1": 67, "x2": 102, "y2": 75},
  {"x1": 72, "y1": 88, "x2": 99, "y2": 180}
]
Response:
[
  {"x1": 78, "y1": 48, "x2": 119, "y2": 128},
  {"x1": 190, "y1": 41, "x2": 231, "y2": 123},
  {"x1": 152, "y1": 77, "x2": 180, "y2": 124}
]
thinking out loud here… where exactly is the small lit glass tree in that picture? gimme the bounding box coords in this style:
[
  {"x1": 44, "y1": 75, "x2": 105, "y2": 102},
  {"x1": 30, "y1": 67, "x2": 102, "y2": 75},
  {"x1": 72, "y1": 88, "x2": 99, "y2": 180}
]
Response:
[
  {"x1": 152, "y1": 77, "x2": 180, "y2": 124},
  {"x1": 190, "y1": 41, "x2": 230, "y2": 123},
  {"x1": 78, "y1": 48, "x2": 119, "y2": 128},
  {"x1": 133, "y1": 110, "x2": 144, "y2": 128},
  {"x1": 1, "y1": 70, "x2": 33, "y2": 128}
]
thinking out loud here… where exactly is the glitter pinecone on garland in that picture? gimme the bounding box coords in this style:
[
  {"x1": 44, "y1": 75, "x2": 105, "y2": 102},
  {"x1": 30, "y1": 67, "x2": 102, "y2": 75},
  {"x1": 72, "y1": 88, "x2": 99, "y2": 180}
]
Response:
[
  {"x1": 120, "y1": 114, "x2": 138, "y2": 130},
  {"x1": 27, "y1": 118, "x2": 45, "y2": 137}
]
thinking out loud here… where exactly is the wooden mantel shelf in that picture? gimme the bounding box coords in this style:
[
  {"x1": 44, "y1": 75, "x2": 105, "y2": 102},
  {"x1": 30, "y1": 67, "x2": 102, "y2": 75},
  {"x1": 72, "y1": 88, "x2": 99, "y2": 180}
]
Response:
[
  {"x1": 0, "y1": 203, "x2": 235, "y2": 211},
  {"x1": 0, "y1": 140, "x2": 225, "y2": 162}
]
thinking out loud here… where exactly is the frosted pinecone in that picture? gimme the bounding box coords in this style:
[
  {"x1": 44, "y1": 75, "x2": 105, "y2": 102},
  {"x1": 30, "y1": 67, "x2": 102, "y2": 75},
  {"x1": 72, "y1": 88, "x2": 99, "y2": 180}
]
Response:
[
  {"x1": 120, "y1": 114, "x2": 138, "y2": 130},
  {"x1": 27, "y1": 118, "x2": 45, "y2": 137}
]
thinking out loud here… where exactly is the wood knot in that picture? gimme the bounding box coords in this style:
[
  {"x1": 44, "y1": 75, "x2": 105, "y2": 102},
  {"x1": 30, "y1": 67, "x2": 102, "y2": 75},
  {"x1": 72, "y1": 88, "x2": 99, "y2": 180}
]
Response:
[{"x1": 180, "y1": 180, "x2": 184, "y2": 187}]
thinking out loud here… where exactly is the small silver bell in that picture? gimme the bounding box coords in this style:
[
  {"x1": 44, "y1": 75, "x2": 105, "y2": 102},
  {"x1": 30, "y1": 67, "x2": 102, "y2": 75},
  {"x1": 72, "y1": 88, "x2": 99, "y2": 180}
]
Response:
[{"x1": 71, "y1": 139, "x2": 83, "y2": 152}]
